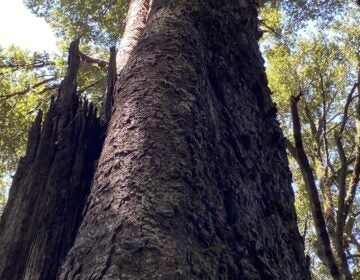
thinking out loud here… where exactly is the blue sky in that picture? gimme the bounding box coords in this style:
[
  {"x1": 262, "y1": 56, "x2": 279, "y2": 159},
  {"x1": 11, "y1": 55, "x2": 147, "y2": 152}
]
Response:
[{"x1": 0, "y1": 0, "x2": 57, "y2": 53}]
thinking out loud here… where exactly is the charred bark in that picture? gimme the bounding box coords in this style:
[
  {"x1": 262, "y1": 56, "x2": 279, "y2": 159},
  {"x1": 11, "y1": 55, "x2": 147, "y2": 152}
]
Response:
[
  {"x1": 58, "y1": 0, "x2": 306, "y2": 279},
  {"x1": 0, "y1": 40, "x2": 103, "y2": 280}
]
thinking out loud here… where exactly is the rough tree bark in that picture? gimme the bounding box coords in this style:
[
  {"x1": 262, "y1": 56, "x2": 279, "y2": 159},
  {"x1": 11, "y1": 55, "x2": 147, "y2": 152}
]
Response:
[
  {"x1": 1, "y1": 0, "x2": 306, "y2": 279},
  {"x1": 58, "y1": 0, "x2": 305, "y2": 279},
  {"x1": 0, "y1": 40, "x2": 103, "y2": 280}
]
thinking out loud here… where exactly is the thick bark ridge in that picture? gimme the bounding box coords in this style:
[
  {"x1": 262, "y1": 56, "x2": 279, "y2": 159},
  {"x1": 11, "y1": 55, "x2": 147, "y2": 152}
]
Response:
[
  {"x1": 0, "y1": 40, "x2": 103, "y2": 280},
  {"x1": 59, "y1": 0, "x2": 305, "y2": 279}
]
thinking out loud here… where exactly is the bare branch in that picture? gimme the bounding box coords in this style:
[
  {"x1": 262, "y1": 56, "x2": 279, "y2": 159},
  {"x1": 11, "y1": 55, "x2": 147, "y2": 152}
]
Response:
[
  {"x1": 335, "y1": 132, "x2": 349, "y2": 271},
  {"x1": 303, "y1": 102, "x2": 318, "y2": 140},
  {"x1": 79, "y1": 51, "x2": 108, "y2": 68},
  {"x1": 290, "y1": 93, "x2": 340, "y2": 279},
  {"x1": 77, "y1": 79, "x2": 105, "y2": 95},
  {"x1": 0, "y1": 77, "x2": 57, "y2": 101},
  {"x1": 319, "y1": 73, "x2": 333, "y2": 176},
  {"x1": 339, "y1": 83, "x2": 359, "y2": 134},
  {"x1": 346, "y1": 254, "x2": 360, "y2": 260},
  {"x1": 0, "y1": 60, "x2": 55, "y2": 70},
  {"x1": 259, "y1": 20, "x2": 281, "y2": 38}
]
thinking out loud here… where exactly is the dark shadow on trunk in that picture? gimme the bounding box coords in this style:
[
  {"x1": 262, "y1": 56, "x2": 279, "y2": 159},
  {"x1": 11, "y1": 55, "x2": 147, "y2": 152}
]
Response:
[{"x1": 0, "y1": 40, "x2": 105, "y2": 280}]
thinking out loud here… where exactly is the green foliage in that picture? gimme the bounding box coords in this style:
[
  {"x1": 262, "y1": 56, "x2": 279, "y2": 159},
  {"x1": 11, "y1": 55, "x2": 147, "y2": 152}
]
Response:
[
  {"x1": 260, "y1": 0, "x2": 355, "y2": 30},
  {"x1": 261, "y1": 2, "x2": 360, "y2": 277},
  {"x1": 0, "y1": 43, "x2": 109, "y2": 216},
  {"x1": 77, "y1": 44, "x2": 109, "y2": 103},
  {"x1": 0, "y1": 180, "x2": 5, "y2": 216},
  {"x1": 54, "y1": 40, "x2": 109, "y2": 103},
  {"x1": 0, "y1": 1, "x2": 123, "y2": 213},
  {"x1": 0, "y1": 46, "x2": 58, "y2": 172},
  {"x1": 0, "y1": 46, "x2": 59, "y2": 214},
  {"x1": 24, "y1": 0, "x2": 129, "y2": 46},
  {"x1": 281, "y1": 0, "x2": 351, "y2": 28}
]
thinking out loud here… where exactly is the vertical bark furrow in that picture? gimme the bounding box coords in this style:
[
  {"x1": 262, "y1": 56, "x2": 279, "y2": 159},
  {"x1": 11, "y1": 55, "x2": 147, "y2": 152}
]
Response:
[{"x1": 59, "y1": 1, "x2": 305, "y2": 279}]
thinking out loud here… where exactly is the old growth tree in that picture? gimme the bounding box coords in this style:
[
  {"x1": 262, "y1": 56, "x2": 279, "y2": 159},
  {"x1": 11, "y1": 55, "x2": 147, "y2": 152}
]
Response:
[{"x1": 0, "y1": 0, "x2": 307, "y2": 279}]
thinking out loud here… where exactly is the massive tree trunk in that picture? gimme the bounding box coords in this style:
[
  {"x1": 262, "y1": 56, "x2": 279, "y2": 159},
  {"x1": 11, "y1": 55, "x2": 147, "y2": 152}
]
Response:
[
  {"x1": 59, "y1": 0, "x2": 305, "y2": 279},
  {"x1": 1, "y1": 0, "x2": 306, "y2": 279}
]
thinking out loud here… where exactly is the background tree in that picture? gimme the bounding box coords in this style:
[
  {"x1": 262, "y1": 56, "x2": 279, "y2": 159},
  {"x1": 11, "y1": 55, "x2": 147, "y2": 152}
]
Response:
[{"x1": 260, "y1": 2, "x2": 360, "y2": 278}]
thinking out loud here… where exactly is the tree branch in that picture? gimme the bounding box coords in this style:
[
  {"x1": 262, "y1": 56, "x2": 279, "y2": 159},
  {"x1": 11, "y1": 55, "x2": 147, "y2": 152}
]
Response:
[
  {"x1": 334, "y1": 131, "x2": 351, "y2": 275},
  {"x1": 259, "y1": 20, "x2": 281, "y2": 38},
  {"x1": 303, "y1": 102, "x2": 318, "y2": 141},
  {"x1": 346, "y1": 254, "x2": 360, "y2": 260},
  {"x1": 0, "y1": 77, "x2": 57, "y2": 101},
  {"x1": 79, "y1": 51, "x2": 108, "y2": 68},
  {"x1": 77, "y1": 79, "x2": 105, "y2": 95},
  {"x1": 0, "y1": 60, "x2": 55, "y2": 70},
  {"x1": 290, "y1": 93, "x2": 340, "y2": 279},
  {"x1": 339, "y1": 83, "x2": 359, "y2": 134},
  {"x1": 343, "y1": 71, "x2": 360, "y2": 240},
  {"x1": 285, "y1": 138, "x2": 297, "y2": 160}
]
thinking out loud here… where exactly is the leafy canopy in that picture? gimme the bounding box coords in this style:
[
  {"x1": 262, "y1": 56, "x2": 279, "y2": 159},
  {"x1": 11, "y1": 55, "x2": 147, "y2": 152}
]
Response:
[
  {"x1": 24, "y1": 0, "x2": 129, "y2": 46},
  {"x1": 261, "y1": 2, "x2": 360, "y2": 278}
]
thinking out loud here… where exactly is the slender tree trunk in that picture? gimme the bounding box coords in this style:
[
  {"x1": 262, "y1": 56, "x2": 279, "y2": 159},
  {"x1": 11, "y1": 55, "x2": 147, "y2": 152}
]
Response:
[
  {"x1": 116, "y1": 0, "x2": 151, "y2": 74},
  {"x1": 59, "y1": 0, "x2": 306, "y2": 279},
  {"x1": 291, "y1": 94, "x2": 340, "y2": 279}
]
